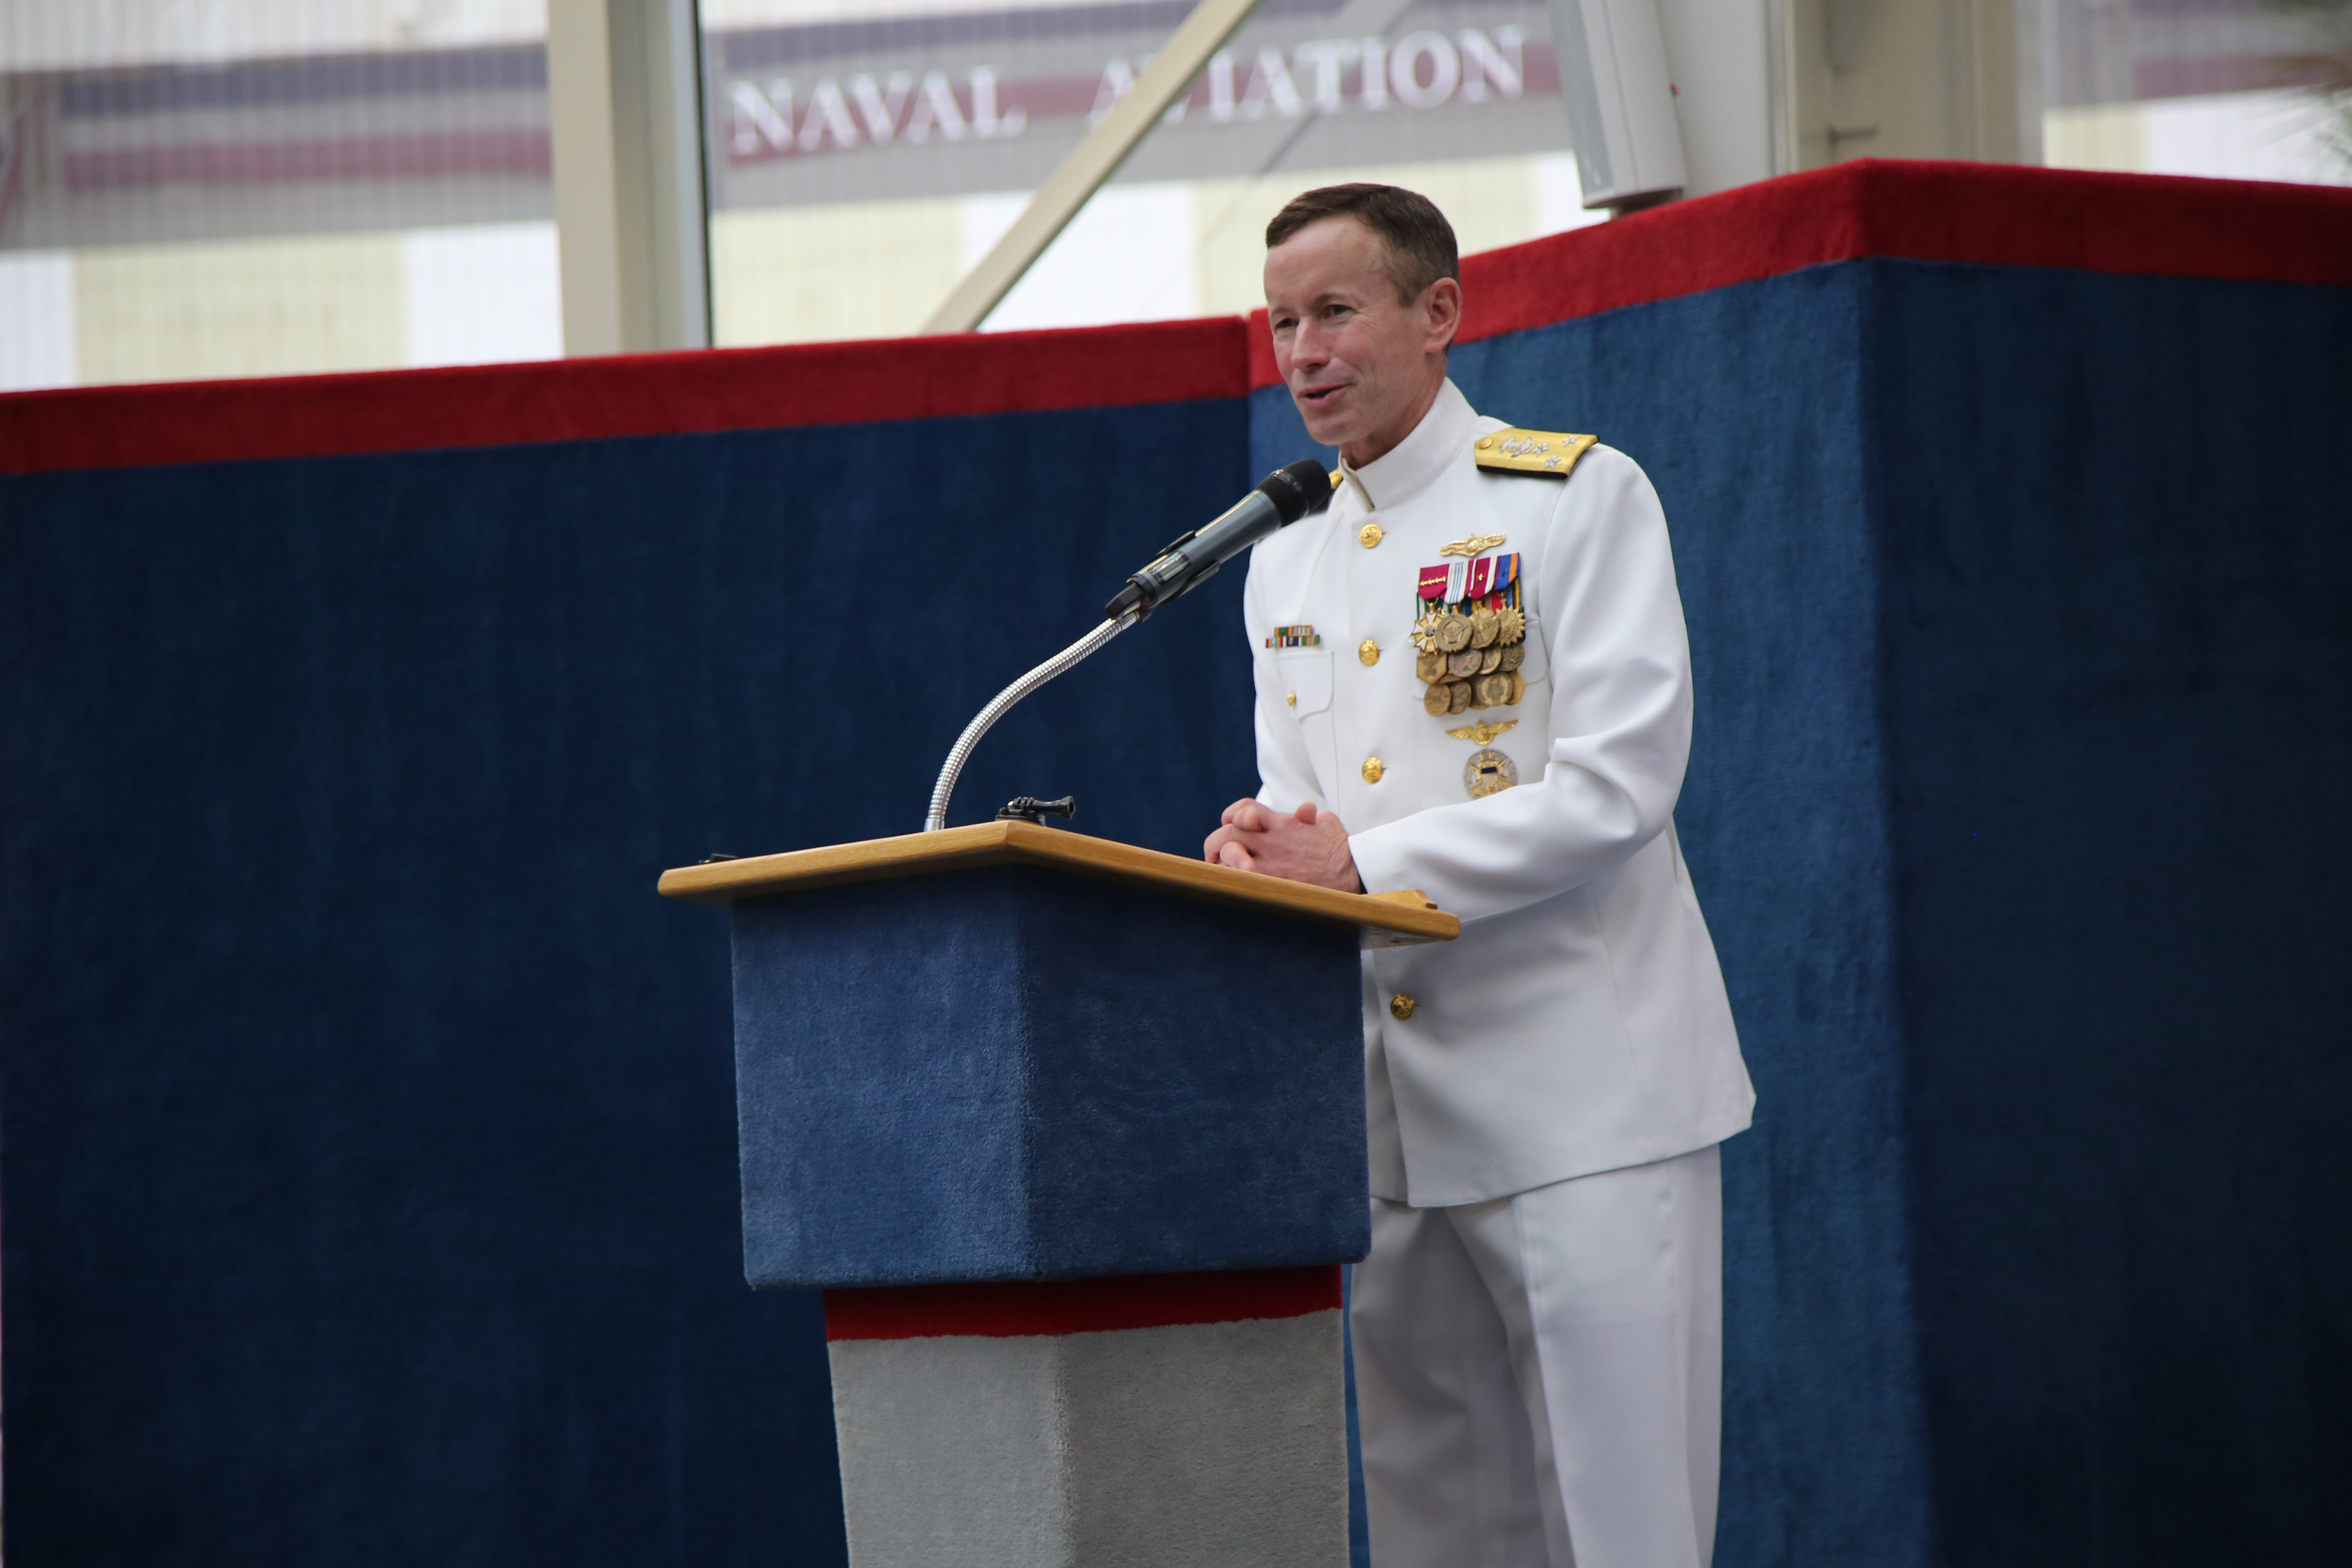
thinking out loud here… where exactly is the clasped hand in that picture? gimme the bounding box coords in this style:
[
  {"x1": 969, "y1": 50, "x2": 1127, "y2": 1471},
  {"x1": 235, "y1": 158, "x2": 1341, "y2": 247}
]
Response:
[{"x1": 1202, "y1": 799, "x2": 1363, "y2": 893}]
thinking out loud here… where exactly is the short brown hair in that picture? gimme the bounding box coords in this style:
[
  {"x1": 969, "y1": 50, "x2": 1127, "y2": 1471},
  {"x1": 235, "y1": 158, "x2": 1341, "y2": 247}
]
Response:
[{"x1": 1265, "y1": 184, "x2": 1459, "y2": 304}]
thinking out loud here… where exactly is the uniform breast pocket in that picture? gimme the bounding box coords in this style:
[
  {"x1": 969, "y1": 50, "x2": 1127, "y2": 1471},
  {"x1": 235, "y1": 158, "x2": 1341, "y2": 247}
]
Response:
[
  {"x1": 1513, "y1": 614, "x2": 1550, "y2": 688},
  {"x1": 1276, "y1": 649, "x2": 1337, "y2": 790},
  {"x1": 1276, "y1": 649, "x2": 1333, "y2": 717}
]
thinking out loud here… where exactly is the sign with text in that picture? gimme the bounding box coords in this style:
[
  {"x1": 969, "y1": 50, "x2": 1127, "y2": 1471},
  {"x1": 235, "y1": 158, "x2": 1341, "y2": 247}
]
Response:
[{"x1": 706, "y1": 0, "x2": 1569, "y2": 209}]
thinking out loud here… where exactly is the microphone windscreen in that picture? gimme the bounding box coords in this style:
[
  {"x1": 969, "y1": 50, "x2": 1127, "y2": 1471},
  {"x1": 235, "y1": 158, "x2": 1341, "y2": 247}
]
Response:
[{"x1": 1256, "y1": 459, "x2": 1339, "y2": 524}]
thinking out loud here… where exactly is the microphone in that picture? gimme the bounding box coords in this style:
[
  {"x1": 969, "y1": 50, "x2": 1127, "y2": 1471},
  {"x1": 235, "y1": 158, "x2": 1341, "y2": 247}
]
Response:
[{"x1": 1104, "y1": 459, "x2": 1335, "y2": 623}]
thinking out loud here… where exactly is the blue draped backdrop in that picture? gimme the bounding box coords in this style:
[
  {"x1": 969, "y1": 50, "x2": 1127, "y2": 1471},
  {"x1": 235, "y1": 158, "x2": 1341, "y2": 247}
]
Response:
[{"x1": 5, "y1": 253, "x2": 2347, "y2": 1567}]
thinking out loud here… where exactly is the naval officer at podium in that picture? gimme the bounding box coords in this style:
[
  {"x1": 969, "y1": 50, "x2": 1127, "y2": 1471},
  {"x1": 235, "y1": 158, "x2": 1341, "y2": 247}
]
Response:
[{"x1": 1204, "y1": 185, "x2": 1756, "y2": 1568}]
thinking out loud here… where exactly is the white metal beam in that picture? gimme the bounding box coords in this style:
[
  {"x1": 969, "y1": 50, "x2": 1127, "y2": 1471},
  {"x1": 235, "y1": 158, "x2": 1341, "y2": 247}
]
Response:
[
  {"x1": 920, "y1": 0, "x2": 1266, "y2": 336},
  {"x1": 548, "y1": 0, "x2": 710, "y2": 355}
]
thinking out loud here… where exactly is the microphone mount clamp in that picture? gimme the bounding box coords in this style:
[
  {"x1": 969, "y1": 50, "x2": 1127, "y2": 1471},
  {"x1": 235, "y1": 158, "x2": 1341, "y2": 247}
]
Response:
[{"x1": 995, "y1": 795, "x2": 1078, "y2": 826}]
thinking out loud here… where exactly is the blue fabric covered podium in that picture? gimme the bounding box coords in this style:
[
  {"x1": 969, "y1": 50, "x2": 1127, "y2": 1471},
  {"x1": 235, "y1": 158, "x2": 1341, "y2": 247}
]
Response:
[
  {"x1": 661, "y1": 821, "x2": 1457, "y2": 1566},
  {"x1": 661, "y1": 820, "x2": 1456, "y2": 1289}
]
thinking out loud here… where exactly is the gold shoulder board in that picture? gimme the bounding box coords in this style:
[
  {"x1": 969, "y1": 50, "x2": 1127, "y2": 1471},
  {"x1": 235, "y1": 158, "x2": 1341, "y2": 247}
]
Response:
[{"x1": 1474, "y1": 428, "x2": 1597, "y2": 477}]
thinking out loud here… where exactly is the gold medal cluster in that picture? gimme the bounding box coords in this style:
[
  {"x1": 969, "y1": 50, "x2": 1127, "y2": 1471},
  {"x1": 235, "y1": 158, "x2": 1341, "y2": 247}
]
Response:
[{"x1": 1410, "y1": 602, "x2": 1528, "y2": 717}]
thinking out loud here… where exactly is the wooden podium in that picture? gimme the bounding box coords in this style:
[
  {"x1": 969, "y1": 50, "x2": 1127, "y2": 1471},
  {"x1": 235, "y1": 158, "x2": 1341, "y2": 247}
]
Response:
[{"x1": 660, "y1": 822, "x2": 1457, "y2": 1568}]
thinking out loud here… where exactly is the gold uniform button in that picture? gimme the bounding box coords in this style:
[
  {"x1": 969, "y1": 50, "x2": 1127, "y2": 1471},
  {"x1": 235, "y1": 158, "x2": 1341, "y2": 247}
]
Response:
[
  {"x1": 1286, "y1": 690, "x2": 1297, "y2": 707},
  {"x1": 1361, "y1": 756, "x2": 1384, "y2": 784},
  {"x1": 1359, "y1": 521, "x2": 1384, "y2": 549},
  {"x1": 1389, "y1": 993, "x2": 1417, "y2": 1020},
  {"x1": 1358, "y1": 639, "x2": 1380, "y2": 666}
]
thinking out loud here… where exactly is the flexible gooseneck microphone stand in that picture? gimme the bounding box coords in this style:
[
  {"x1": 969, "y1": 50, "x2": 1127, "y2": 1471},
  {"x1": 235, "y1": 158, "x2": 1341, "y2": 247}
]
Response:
[{"x1": 922, "y1": 459, "x2": 1335, "y2": 833}]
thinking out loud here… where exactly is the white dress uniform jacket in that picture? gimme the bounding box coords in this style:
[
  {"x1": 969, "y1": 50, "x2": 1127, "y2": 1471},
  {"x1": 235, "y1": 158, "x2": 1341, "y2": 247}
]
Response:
[{"x1": 1244, "y1": 380, "x2": 1754, "y2": 1207}]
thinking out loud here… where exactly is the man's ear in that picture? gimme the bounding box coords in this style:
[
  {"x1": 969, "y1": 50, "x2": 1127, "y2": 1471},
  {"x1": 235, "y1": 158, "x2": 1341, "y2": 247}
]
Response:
[{"x1": 1422, "y1": 276, "x2": 1463, "y2": 354}]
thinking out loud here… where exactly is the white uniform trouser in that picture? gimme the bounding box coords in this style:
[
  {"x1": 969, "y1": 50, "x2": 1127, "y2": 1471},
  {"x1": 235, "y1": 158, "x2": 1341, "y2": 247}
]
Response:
[{"x1": 1351, "y1": 1144, "x2": 1723, "y2": 1568}]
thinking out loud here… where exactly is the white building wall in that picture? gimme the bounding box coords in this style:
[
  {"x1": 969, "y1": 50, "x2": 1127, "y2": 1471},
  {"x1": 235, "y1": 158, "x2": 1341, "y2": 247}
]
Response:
[
  {"x1": 0, "y1": 251, "x2": 77, "y2": 391},
  {"x1": 404, "y1": 222, "x2": 566, "y2": 368}
]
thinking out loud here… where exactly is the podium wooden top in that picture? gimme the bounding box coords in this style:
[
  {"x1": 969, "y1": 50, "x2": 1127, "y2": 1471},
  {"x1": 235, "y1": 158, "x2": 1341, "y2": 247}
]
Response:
[{"x1": 657, "y1": 821, "x2": 1461, "y2": 944}]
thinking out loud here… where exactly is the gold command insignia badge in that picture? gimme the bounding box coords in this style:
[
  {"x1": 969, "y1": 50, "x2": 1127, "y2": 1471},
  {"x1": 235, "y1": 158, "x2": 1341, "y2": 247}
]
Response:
[{"x1": 1465, "y1": 748, "x2": 1519, "y2": 798}]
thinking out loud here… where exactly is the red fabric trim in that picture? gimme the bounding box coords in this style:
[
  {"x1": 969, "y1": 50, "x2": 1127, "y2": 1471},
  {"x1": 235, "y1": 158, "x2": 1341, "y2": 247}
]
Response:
[
  {"x1": 822, "y1": 1264, "x2": 1343, "y2": 1341},
  {"x1": 0, "y1": 316, "x2": 1245, "y2": 477},
  {"x1": 1246, "y1": 159, "x2": 2352, "y2": 388}
]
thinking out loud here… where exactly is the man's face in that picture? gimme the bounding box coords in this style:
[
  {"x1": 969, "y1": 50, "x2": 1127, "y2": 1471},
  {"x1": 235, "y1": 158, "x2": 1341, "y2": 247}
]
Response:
[{"x1": 1263, "y1": 216, "x2": 1459, "y2": 467}]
